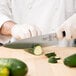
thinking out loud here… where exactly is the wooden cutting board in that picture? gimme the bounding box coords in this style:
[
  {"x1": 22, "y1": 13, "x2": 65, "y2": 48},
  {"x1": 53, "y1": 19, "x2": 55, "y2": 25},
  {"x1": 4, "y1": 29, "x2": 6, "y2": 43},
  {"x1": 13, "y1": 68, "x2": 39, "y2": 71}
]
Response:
[{"x1": 0, "y1": 46, "x2": 76, "y2": 76}]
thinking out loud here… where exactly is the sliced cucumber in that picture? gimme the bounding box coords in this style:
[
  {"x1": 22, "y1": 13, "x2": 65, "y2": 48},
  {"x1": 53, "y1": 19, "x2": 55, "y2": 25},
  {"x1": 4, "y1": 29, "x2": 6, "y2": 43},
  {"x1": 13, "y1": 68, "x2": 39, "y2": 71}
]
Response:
[
  {"x1": 25, "y1": 45, "x2": 43, "y2": 55},
  {"x1": 34, "y1": 45, "x2": 43, "y2": 55},
  {"x1": 48, "y1": 56, "x2": 60, "y2": 63},
  {"x1": 45, "y1": 52, "x2": 56, "y2": 58}
]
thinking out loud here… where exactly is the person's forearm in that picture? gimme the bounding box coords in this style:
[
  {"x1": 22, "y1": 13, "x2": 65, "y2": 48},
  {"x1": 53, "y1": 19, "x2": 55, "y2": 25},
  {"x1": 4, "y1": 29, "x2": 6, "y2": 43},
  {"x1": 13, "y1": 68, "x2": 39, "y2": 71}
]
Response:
[{"x1": 0, "y1": 21, "x2": 16, "y2": 36}]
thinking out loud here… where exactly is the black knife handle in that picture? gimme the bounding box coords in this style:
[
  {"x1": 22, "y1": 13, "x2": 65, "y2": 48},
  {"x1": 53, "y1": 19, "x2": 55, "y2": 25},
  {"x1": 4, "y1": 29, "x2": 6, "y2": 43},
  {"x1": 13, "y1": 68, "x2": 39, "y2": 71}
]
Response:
[
  {"x1": 0, "y1": 43, "x2": 3, "y2": 46},
  {"x1": 62, "y1": 31, "x2": 66, "y2": 37}
]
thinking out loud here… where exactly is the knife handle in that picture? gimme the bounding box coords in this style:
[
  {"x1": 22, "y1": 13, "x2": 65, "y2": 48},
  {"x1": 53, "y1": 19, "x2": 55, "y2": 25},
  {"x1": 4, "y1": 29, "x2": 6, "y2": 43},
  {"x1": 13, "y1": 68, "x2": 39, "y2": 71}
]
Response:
[
  {"x1": 0, "y1": 43, "x2": 3, "y2": 46},
  {"x1": 62, "y1": 31, "x2": 66, "y2": 37}
]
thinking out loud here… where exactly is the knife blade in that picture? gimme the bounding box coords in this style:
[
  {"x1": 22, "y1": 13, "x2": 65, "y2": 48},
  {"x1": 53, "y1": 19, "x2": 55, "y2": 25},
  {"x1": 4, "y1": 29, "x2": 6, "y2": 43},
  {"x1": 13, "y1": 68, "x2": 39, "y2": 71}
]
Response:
[{"x1": 4, "y1": 33, "x2": 58, "y2": 49}]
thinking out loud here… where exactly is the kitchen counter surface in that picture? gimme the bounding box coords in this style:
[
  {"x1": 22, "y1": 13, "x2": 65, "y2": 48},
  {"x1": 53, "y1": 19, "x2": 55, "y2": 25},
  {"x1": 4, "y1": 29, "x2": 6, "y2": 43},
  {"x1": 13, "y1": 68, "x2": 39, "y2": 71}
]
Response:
[{"x1": 0, "y1": 46, "x2": 76, "y2": 76}]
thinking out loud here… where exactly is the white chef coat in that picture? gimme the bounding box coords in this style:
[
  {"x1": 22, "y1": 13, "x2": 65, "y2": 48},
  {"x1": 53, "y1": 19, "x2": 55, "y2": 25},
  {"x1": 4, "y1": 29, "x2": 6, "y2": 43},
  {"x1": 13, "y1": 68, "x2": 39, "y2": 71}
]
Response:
[{"x1": 0, "y1": 0, "x2": 75, "y2": 44}]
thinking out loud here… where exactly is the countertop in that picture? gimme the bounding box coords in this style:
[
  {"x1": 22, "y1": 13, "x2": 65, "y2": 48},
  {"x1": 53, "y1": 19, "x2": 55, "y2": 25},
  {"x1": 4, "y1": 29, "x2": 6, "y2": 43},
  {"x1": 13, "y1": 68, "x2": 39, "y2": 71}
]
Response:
[{"x1": 0, "y1": 46, "x2": 76, "y2": 76}]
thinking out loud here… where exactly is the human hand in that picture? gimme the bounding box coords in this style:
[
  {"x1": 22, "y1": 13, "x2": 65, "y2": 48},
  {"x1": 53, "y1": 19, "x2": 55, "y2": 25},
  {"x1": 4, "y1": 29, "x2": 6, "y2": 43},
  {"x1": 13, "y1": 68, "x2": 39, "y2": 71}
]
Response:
[
  {"x1": 11, "y1": 24, "x2": 41, "y2": 39},
  {"x1": 56, "y1": 14, "x2": 76, "y2": 40}
]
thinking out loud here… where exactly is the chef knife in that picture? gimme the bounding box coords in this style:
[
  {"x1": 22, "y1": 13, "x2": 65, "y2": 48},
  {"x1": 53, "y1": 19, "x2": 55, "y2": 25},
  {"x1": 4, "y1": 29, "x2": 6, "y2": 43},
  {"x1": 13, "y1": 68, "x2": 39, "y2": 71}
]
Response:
[{"x1": 3, "y1": 32, "x2": 59, "y2": 49}]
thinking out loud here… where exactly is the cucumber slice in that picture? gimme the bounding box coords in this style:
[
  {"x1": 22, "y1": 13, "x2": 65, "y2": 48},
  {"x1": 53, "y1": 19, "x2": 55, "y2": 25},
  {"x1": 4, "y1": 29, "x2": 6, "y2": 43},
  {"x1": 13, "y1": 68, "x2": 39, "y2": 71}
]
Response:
[
  {"x1": 34, "y1": 45, "x2": 43, "y2": 55},
  {"x1": 25, "y1": 45, "x2": 43, "y2": 55},
  {"x1": 45, "y1": 52, "x2": 56, "y2": 58},
  {"x1": 48, "y1": 56, "x2": 60, "y2": 63}
]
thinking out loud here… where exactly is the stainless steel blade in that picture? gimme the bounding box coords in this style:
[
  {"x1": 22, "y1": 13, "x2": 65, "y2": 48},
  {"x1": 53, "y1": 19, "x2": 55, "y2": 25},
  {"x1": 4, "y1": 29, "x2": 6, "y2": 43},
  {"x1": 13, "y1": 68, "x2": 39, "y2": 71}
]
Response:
[{"x1": 4, "y1": 33, "x2": 58, "y2": 49}]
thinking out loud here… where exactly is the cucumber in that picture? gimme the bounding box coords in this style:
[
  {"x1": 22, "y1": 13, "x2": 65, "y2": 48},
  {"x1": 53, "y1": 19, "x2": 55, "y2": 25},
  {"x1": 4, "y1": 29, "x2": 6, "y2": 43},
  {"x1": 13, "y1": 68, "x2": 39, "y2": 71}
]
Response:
[
  {"x1": 25, "y1": 45, "x2": 43, "y2": 55},
  {"x1": 0, "y1": 58, "x2": 28, "y2": 76},
  {"x1": 0, "y1": 66, "x2": 9, "y2": 76},
  {"x1": 48, "y1": 56, "x2": 60, "y2": 63},
  {"x1": 64, "y1": 54, "x2": 76, "y2": 67},
  {"x1": 34, "y1": 45, "x2": 43, "y2": 55},
  {"x1": 45, "y1": 52, "x2": 56, "y2": 58}
]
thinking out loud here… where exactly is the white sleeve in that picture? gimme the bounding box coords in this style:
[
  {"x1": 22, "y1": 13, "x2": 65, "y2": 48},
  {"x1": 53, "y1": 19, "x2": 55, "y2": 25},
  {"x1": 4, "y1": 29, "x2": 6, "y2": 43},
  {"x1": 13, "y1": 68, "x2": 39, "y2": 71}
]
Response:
[{"x1": 0, "y1": 0, "x2": 13, "y2": 28}]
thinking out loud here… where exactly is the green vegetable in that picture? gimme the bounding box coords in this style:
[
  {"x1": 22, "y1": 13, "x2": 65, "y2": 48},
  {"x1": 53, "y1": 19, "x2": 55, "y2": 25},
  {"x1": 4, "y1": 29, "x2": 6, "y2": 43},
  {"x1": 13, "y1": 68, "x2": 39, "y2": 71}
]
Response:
[
  {"x1": 0, "y1": 66, "x2": 9, "y2": 76},
  {"x1": 0, "y1": 58, "x2": 28, "y2": 76},
  {"x1": 45, "y1": 52, "x2": 56, "y2": 58},
  {"x1": 25, "y1": 45, "x2": 43, "y2": 55},
  {"x1": 48, "y1": 56, "x2": 60, "y2": 63},
  {"x1": 64, "y1": 54, "x2": 76, "y2": 67}
]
